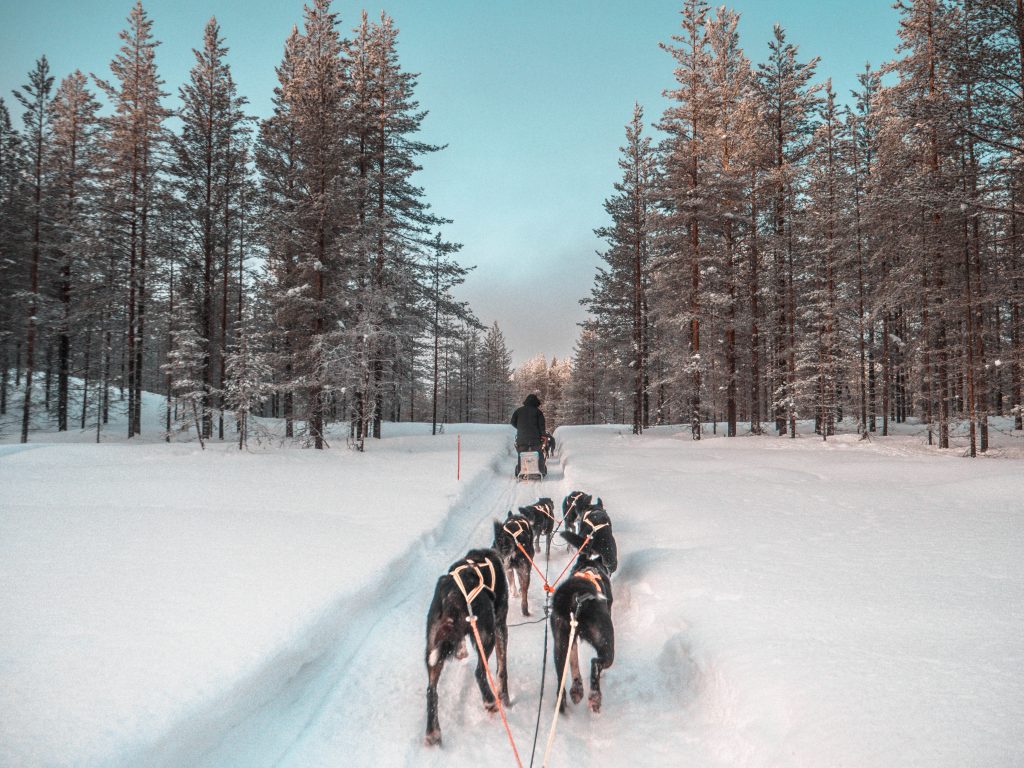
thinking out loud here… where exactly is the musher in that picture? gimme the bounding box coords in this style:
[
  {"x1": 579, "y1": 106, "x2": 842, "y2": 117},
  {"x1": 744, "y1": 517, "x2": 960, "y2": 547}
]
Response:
[{"x1": 510, "y1": 393, "x2": 547, "y2": 478}]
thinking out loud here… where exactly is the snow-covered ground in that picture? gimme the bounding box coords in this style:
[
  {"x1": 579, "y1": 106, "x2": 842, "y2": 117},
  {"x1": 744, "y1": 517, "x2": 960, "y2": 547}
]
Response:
[{"x1": 2, "y1": 392, "x2": 1023, "y2": 767}]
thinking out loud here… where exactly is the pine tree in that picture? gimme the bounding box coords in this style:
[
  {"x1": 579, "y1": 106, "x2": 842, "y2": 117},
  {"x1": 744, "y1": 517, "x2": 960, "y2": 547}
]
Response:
[
  {"x1": 756, "y1": 24, "x2": 821, "y2": 438},
  {"x1": 590, "y1": 104, "x2": 655, "y2": 435},
  {"x1": 0, "y1": 99, "x2": 25, "y2": 419},
  {"x1": 799, "y1": 81, "x2": 848, "y2": 439},
  {"x1": 95, "y1": 0, "x2": 169, "y2": 437},
  {"x1": 658, "y1": 0, "x2": 713, "y2": 439},
  {"x1": 49, "y1": 71, "x2": 102, "y2": 433},
  {"x1": 172, "y1": 17, "x2": 252, "y2": 440},
  {"x1": 346, "y1": 11, "x2": 454, "y2": 440},
  {"x1": 704, "y1": 6, "x2": 760, "y2": 436},
  {"x1": 480, "y1": 322, "x2": 513, "y2": 423},
  {"x1": 163, "y1": 302, "x2": 207, "y2": 447},
  {"x1": 281, "y1": 0, "x2": 350, "y2": 449},
  {"x1": 256, "y1": 25, "x2": 303, "y2": 439},
  {"x1": 14, "y1": 56, "x2": 54, "y2": 443},
  {"x1": 223, "y1": 299, "x2": 272, "y2": 449}
]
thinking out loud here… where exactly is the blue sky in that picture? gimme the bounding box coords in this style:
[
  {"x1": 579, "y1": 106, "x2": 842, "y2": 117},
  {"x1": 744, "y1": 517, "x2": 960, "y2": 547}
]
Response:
[{"x1": 1, "y1": 1, "x2": 900, "y2": 366}]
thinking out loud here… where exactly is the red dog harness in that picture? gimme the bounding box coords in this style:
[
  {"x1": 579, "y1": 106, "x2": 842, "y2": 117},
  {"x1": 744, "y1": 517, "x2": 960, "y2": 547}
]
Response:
[{"x1": 572, "y1": 568, "x2": 605, "y2": 595}]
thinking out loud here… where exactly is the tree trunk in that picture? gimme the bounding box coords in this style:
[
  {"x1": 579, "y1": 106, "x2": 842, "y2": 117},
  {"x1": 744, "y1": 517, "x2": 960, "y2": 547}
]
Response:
[{"x1": 749, "y1": 168, "x2": 762, "y2": 435}]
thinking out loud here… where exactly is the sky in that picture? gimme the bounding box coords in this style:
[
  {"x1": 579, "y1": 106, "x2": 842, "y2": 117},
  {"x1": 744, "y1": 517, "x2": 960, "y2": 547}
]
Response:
[{"x1": 0, "y1": 1, "x2": 901, "y2": 367}]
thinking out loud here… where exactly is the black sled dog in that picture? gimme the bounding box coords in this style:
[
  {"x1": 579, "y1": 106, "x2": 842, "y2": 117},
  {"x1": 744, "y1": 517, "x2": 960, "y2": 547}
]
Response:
[
  {"x1": 561, "y1": 490, "x2": 592, "y2": 534},
  {"x1": 493, "y1": 513, "x2": 535, "y2": 616},
  {"x1": 424, "y1": 548, "x2": 509, "y2": 747},
  {"x1": 551, "y1": 559, "x2": 614, "y2": 713},
  {"x1": 542, "y1": 431, "x2": 557, "y2": 458},
  {"x1": 560, "y1": 500, "x2": 618, "y2": 574},
  {"x1": 520, "y1": 497, "x2": 556, "y2": 558}
]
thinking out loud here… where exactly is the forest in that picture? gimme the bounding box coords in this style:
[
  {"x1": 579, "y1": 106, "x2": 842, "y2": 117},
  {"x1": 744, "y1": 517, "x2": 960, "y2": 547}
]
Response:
[
  {"x1": 2, "y1": 0, "x2": 1022, "y2": 458},
  {"x1": 0, "y1": 0, "x2": 518, "y2": 450},
  {"x1": 573, "y1": 0, "x2": 1024, "y2": 457}
]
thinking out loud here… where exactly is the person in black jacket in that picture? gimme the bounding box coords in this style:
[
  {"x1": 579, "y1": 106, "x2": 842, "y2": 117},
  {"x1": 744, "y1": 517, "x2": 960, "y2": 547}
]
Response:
[{"x1": 511, "y1": 393, "x2": 547, "y2": 477}]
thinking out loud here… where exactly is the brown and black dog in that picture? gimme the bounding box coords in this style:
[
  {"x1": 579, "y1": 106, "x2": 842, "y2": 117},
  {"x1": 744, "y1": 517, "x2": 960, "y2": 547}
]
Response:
[
  {"x1": 560, "y1": 499, "x2": 618, "y2": 574},
  {"x1": 561, "y1": 490, "x2": 592, "y2": 534},
  {"x1": 424, "y1": 548, "x2": 509, "y2": 746},
  {"x1": 550, "y1": 558, "x2": 614, "y2": 714},
  {"x1": 520, "y1": 497, "x2": 556, "y2": 559},
  {"x1": 492, "y1": 512, "x2": 535, "y2": 616}
]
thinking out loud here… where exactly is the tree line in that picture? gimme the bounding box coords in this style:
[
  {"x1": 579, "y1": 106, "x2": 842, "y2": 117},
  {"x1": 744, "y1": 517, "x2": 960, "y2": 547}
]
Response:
[
  {"x1": 0, "y1": 0, "x2": 520, "y2": 448},
  {"x1": 573, "y1": 0, "x2": 1024, "y2": 456}
]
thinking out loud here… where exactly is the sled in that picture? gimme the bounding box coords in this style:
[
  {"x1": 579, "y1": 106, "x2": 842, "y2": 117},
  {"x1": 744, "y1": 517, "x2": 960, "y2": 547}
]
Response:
[{"x1": 517, "y1": 450, "x2": 543, "y2": 482}]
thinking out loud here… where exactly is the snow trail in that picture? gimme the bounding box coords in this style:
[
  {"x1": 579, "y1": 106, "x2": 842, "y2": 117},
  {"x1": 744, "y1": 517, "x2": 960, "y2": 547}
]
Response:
[
  {"x1": 260, "y1": 446, "x2": 573, "y2": 768},
  {"x1": 7, "y1": 420, "x2": 1022, "y2": 767}
]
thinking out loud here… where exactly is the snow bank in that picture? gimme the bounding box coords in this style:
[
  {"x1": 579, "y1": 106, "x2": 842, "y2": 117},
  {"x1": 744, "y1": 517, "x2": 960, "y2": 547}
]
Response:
[
  {"x1": 550, "y1": 425, "x2": 1024, "y2": 767},
  {"x1": 0, "y1": 423, "x2": 514, "y2": 767}
]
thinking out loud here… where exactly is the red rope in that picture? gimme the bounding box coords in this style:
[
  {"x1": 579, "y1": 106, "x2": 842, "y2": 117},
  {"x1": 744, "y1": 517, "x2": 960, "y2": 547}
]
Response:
[
  {"x1": 545, "y1": 534, "x2": 592, "y2": 593},
  {"x1": 467, "y1": 615, "x2": 524, "y2": 768},
  {"x1": 514, "y1": 539, "x2": 552, "y2": 591}
]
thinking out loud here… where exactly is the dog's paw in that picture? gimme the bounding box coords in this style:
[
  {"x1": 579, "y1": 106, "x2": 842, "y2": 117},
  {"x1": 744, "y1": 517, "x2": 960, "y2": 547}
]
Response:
[
  {"x1": 484, "y1": 699, "x2": 499, "y2": 713},
  {"x1": 424, "y1": 730, "x2": 442, "y2": 747},
  {"x1": 521, "y1": 607, "x2": 531, "y2": 617},
  {"x1": 588, "y1": 690, "x2": 602, "y2": 713},
  {"x1": 454, "y1": 639, "x2": 468, "y2": 660},
  {"x1": 570, "y1": 680, "x2": 584, "y2": 705}
]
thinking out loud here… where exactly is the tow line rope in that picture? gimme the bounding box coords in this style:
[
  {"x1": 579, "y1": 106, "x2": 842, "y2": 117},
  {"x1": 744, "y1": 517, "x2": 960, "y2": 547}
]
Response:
[
  {"x1": 467, "y1": 614, "x2": 524, "y2": 768},
  {"x1": 507, "y1": 518, "x2": 600, "y2": 596},
  {"x1": 527, "y1": 506, "x2": 556, "y2": 768},
  {"x1": 554, "y1": 492, "x2": 585, "y2": 534},
  {"x1": 541, "y1": 610, "x2": 578, "y2": 768}
]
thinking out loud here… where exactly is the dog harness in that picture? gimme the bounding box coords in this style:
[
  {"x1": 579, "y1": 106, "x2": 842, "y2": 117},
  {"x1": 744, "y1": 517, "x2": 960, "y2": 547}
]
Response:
[
  {"x1": 529, "y1": 502, "x2": 555, "y2": 521},
  {"x1": 580, "y1": 509, "x2": 610, "y2": 536},
  {"x1": 564, "y1": 492, "x2": 586, "y2": 518},
  {"x1": 449, "y1": 557, "x2": 497, "y2": 608},
  {"x1": 503, "y1": 517, "x2": 532, "y2": 542},
  {"x1": 572, "y1": 568, "x2": 605, "y2": 595}
]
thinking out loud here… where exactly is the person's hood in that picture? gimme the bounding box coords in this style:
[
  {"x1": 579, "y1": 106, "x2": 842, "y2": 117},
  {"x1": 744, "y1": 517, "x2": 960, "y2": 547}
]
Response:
[{"x1": 524, "y1": 394, "x2": 541, "y2": 407}]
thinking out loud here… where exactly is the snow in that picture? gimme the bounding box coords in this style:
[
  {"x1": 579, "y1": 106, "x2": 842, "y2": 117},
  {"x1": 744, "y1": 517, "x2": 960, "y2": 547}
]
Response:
[{"x1": 2, "y1": 397, "x2": 1024, "y2": 767}]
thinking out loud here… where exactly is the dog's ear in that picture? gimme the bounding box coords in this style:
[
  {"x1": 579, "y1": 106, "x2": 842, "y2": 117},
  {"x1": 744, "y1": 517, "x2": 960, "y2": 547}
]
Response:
[
  {"x1": 493, "y1": 521, "x2": 502, "y2": 540},
  {"x1": 592, "y1": 497, "x2": 604, "y2": 509},
  {"x1": 506, "y1": 509, "x2": 513, "y2": 520}
]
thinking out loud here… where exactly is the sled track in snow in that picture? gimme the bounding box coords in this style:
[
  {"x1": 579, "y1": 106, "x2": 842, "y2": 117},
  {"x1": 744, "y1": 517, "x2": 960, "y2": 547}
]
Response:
[
  {"x1": 177, "y1": 443, "x2": 569, "y2": 768},
  {"x1": 273, "y1": 448, "x2": 572, "y2": 768}
]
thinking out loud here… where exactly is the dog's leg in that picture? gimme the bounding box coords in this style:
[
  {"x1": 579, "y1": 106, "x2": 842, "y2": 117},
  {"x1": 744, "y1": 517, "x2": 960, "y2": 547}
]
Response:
[
  {"x1": 473, "y1": 625, "x2": 498, "y2": 712},
  {"x1": 506, "y1": 565, "x2": 518, "y2": 598},
  {"x1": 495, "y1": 617, "x2": 511, "y2": 706},
  {"x1": 588, "y1": 630, "x2": 615, "y2": 714},
  {"x1": 569, "y1": 636, "x2": 584, "y2": 704},
  {"x1": 425, "y1": 656, "x2": 444, "y2": 746},
  {"x1": 517, "y1": 562, "x2": 531, "y2": 616},
  {"x1": 552, "y1": 616, "x2": 570, "y2": 714}
]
